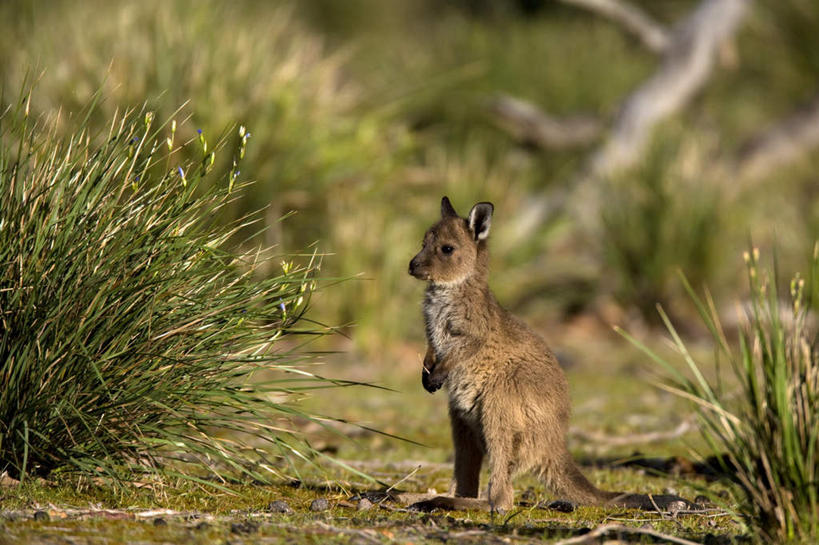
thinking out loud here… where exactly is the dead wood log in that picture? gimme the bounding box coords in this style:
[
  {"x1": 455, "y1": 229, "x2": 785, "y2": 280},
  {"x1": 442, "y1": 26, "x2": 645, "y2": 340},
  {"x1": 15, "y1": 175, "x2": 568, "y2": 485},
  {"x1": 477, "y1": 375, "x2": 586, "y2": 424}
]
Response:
[
  {"x1": 553, "y1": 523, "x2": 704, "y2": 545},
  {"x1": 503, "y1": 0, "x2": 750, "y2": 238},
  {"x1": 488, "y1": 95, "x2": 602, "y2": 149},
  {"x1": 571, "y1": 418, "x2": 694, "y2": 447},
  {"x1": 733, "y1": 92, "x2": 819, "y2": 182},
  {"x1": 558, "y1": 0, "x2": 670, "y2": 53}
]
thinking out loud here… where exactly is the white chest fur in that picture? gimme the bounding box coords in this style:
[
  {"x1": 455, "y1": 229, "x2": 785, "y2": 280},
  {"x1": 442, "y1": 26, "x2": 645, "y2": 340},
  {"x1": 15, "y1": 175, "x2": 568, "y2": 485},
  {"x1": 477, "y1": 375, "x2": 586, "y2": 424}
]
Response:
[{"x1": 423, "y1": 284, "x2": 461, "y2": 359}]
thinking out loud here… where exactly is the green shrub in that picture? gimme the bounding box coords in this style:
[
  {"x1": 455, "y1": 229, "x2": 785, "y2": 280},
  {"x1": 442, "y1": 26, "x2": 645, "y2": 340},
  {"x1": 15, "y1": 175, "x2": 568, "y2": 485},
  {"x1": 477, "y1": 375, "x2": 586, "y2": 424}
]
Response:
[
  {"x1": 0, "y1": 94, "x2": 342, "y2": 486},
  {"x1": 619, "y1": 248, "x2": 819, "y2": 541}
]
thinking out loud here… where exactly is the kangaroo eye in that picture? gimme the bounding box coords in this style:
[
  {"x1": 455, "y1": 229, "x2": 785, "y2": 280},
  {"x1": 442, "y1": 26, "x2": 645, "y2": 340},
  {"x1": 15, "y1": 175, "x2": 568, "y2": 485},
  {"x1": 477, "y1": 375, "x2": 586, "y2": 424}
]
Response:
[{"x1": 441, "y1": 245, "x2": 454, "y2": 255}]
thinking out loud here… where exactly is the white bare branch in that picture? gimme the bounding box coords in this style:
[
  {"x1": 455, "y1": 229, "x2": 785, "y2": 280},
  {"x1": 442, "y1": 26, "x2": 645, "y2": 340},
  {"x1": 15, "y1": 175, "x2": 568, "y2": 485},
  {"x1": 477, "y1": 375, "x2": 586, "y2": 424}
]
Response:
[
  {"x1": 488, "y1": 95, "x2": 602, "y2": 149},
  {"x1": 558, "y1": 0, "x2": 670, "y2": 53},
  {"x1": 504, "y1": 0, "x2": 751, "y2": 238},
  {"x1": 553, "y1": 523, "x2": 704, "y2": 545},
  {"x1": 734, "y1": 93, "x2": 819, "y2": 182},
  {"x1": 571, "y1": 418, "x2": 694, "y2": 447},
  {"x1": 589, "y1": 0, "x2": 749, "y2": 179}
]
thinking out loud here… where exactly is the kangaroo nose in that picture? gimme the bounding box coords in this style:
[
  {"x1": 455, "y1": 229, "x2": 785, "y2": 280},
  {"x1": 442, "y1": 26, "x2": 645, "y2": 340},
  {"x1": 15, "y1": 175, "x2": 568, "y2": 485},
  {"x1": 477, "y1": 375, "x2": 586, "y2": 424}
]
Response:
[{"x1": 408, "y1": 258, "x2": 417, "y2": 275}]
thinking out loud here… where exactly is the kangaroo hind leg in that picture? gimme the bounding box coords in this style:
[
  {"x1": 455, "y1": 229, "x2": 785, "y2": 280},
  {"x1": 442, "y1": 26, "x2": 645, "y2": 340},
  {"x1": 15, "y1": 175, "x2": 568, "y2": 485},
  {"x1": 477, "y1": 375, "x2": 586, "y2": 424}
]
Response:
[{"x1": 449, "y1": 407, "x2": 484, "y2": 498}]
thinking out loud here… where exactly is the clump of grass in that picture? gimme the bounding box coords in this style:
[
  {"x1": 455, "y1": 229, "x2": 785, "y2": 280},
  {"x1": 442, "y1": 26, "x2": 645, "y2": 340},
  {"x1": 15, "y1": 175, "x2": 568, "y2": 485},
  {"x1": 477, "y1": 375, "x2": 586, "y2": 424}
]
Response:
[
  {"x1": 0, "y1": 93, "x2": 344, "y2": 487},
  {"x1": 619, "y1": 248, "x2": 819, "y2": 541}
]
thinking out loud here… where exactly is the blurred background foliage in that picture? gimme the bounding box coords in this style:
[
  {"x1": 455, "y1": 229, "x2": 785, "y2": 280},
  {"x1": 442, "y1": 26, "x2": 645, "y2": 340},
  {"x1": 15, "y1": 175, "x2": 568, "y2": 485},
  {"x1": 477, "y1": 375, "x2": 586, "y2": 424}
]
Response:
[{"x1": 2, "y1": 0, "x2": 818, "y2": 359}]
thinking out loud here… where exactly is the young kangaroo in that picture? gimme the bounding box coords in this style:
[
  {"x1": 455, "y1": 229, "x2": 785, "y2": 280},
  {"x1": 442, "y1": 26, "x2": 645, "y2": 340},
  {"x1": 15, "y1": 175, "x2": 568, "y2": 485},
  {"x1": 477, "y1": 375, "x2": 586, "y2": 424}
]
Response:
[{"x1": 408, "y1": 196, "x2": 694, "y2": 514}]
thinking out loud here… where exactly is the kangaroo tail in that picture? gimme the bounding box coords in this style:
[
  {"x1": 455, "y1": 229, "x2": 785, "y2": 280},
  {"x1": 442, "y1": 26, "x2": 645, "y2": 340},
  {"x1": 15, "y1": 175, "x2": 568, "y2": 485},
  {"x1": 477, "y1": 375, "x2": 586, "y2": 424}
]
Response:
[
  {"x1": 545, "y1": 451, "x2": 621, "y2": 506},
  {"x1": 545, "y1": 451, "x2": 697, "y2": 511}
]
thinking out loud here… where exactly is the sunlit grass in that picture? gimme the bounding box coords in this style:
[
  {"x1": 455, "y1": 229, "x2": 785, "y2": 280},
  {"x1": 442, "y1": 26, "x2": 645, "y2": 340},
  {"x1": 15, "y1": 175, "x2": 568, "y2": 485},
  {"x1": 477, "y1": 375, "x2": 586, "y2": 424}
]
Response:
[
  {"x1": 620, "y1": 248, "x2": 819, "y2": 541},
  {"x1": 0, "y1": 90, "x2": 360, "y2": 488}
]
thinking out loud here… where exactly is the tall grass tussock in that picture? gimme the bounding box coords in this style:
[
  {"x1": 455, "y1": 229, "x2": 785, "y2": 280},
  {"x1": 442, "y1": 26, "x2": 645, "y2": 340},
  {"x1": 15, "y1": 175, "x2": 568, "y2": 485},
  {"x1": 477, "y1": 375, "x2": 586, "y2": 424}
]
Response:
[
  {"x1": 620, "y1": 249, "x2": 819, "y2": 541},
  {"x1": 0, "y1": 92, "x2": 341, "y2": 486}
]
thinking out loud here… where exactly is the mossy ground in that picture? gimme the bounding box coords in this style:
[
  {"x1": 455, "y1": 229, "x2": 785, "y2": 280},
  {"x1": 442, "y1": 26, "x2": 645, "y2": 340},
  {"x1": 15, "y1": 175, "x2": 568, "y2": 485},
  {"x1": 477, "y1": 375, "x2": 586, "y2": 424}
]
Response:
[{"x1": 0, "y1": 324, "x2": 747, "y2": 544}]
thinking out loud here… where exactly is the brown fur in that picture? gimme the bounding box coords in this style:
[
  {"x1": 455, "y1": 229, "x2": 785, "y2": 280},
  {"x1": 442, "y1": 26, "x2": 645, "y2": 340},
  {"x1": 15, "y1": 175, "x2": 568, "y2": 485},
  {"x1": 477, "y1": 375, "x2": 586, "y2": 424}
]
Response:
[{"x1": 408, "y1": 197, "x2": 694, "y2": 514}]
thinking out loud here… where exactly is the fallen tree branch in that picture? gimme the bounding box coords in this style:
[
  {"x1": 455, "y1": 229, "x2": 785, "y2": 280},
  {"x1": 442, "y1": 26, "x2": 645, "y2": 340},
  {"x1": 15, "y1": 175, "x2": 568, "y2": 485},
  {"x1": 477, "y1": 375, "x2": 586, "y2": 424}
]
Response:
[
  {"x1": 553, "y1": 523, "x2": 703, "y2": 545},
  {"x1": 589, "y1": 0, "x2": 749, "y2": 178},
  {"x1": 334, "y1": 459, "x2": 452, "y2": 472},
  {"x1": 501, "y1": 0, "x2": 750, "y2": 239},
  {"x1": 558, "y1": 0, "x2": 670, "y2": 53},
  {"x1": 488, "y1": 95, "x2": 602, "y2": 149},
  {"x1": 312, "y1": 522, "x2": 383, "y2": 544},
  {"x1": 571, "y1": 417, "x2": 694, "y2": 447},
  {"x1": 733, "y1": 92, "x2": 819, "y2": 182}
]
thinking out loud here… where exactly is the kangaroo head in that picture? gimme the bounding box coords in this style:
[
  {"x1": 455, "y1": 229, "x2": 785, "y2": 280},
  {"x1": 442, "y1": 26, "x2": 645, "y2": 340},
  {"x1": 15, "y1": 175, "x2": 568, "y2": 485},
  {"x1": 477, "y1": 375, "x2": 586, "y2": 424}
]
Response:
[{"x1": 409, "y1": 196, "x2": 493, "y2": 285}]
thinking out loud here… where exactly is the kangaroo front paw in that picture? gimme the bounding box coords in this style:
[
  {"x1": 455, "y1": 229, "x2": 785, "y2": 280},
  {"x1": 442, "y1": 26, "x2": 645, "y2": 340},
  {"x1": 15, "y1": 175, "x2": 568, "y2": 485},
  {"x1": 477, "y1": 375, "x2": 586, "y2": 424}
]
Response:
[{"x1": 422, "y1": 367, "x2": 446, "y2": 393}]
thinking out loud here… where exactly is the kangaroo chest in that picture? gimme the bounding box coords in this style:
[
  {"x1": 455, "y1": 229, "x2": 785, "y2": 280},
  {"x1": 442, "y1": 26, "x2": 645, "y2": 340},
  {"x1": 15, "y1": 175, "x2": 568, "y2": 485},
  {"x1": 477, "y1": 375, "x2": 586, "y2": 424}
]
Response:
[{"x1": 423, "y1": 286, "x2": 468, "y2": 359}]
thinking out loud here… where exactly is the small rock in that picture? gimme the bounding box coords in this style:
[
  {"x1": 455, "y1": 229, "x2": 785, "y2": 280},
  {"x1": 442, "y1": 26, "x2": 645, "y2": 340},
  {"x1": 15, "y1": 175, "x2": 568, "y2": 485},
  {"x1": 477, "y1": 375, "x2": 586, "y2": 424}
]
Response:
[
  {"x1": 663, "y1": 487, "x2": 678, "y2": 496},
  {"x1": 545, "y1": 500, "x2": 575, "y2": 513},
  {"x1": 33, "y1": 510, "x2": 50, "y2": 522},
  {"x1": 152, "y1": 517, "x2": 167, "y2": 526},
  {"x1": 230, "y1": 521, "x2": 258, "y2": 535},
  {"x1": 667, "y1": 500, "x2": 688, "y2": 514},
  {"x1": 695, "y1": 494, "x2": 712, "y2": 506},
  {"x1": 310, "y1": 498, "x2": 330, "y2": 512},
  {"x1": 357, "y1": 498, "x2": 374, "y2": 511},
  {"x1": 266, "y1": 500, "x2": 292, "y2": 514}
]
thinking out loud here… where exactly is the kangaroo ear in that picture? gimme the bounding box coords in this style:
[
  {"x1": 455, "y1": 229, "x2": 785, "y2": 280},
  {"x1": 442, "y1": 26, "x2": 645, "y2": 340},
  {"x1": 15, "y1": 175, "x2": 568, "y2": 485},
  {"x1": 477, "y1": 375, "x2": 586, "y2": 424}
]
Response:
[
  {"x1": 441, "y1": 196, "x2": 459, "y2": 218},
  {"x1": 468, "y1": 202, "x2": 493, "y2": 241}
]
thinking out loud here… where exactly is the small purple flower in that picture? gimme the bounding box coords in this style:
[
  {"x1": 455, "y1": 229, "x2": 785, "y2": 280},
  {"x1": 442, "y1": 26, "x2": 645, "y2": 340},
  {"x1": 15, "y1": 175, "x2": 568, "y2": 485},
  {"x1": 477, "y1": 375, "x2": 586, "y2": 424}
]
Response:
[
  {"x1": 177, "y1": 166, "x2": 184, "y2": 177},
  {"x1": 131, "y1": 136, "x2": 139, "y2": 143},
  {"x1": 235, "y1": 170, "x2": 240, "y2": 176},
  {"x1": 197, "y1": 129, "x2": 203, "y2": 134},
  {"x1": 279, "y1": 302, "x2": 286, "y2": 313}
]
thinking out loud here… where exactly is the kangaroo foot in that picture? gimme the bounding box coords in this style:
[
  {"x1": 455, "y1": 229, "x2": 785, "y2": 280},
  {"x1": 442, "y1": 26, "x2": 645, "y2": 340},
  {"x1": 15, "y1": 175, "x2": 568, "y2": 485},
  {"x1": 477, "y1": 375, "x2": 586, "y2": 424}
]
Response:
[{"x1": 409, "y1": 496, "x2": 490, "y2": 512}]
